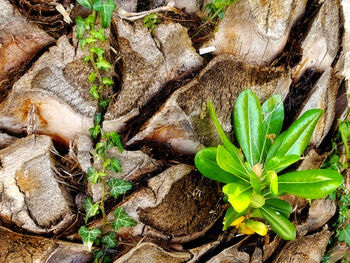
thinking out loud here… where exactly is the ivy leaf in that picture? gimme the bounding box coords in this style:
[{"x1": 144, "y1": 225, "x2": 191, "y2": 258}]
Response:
[
  {"x1": 103, "y1": 77, "x2": 114, "y2": 86},
  {"x1": 95, "y1": 141, "x2": 107, "y2": 158},
  {"x1": 90, "y1": 47, "x2": 105, "y2": 59},
  {"x1": 87, "y1": 167, "x2": 106, "y2": 184},
  {"x1": 107, "y1": 132, "x2": 123, "y2": 153},
  {"x1": 104, "y1": 158, "x2": 122, "y2": 173},
  {"x1": 89, "y1": 72, "x2": 96, "y2": 83},
  {"x1": 75, "y1": 16, "x2": 86, "y2": 40},
  {"x1": 77, "y1": 0, "x2": 93, "y2": 9},
  {"x1": 91, "y1": 29, "x2": 106, "y2": 41},
  {"x1": 84, "y1": 197, "x2": 99, "y2": 224},
  {"x1": 338, "y1": 225, "x2": 350, "y2": 245},
  {"x1": 83, "y1": 55, "x2": 91, "y2": 63},
  {"x1": 94, "y1": 113, "x2": 102, "y2": 126},
  {"x1": 111, "y1": 207, "x2": 137, "y2": 231},
  {"x1": 93, "y1": 0, "x2": 117, "y2": 28},
  {"x1": 99, "y1": 98, "x2": 110, "y2": 108},
  {"x1": 89, "y1": 125, "x2": 101, "y2": 140},
  {"x1": 108, "y1": 178, "x2": 132, "y2": 199},
  {"x1": 96, "y1": 59, "x2": 112, "y2": 71},
  {"x1": 89, "y1": 85, "x2": 99, "y2": 100},
  {"x1": 78, "y1": 226, "x2": 101, "y2": 251},
  {"x1": 101, "y1": 231, "x2": 118, "y2": 249}
]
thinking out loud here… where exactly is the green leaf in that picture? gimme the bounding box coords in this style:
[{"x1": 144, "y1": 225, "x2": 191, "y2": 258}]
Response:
[
  {"x1": 111, "y1": 207, "x2": 137, "y2": 231},
  {"x1": 103, "y1": 77, "x2": 114, "y2": 86},
  {"x1": 278, "y1": 169, "x2": 344, "y2": 199},
  {"x1": 84, "y1": 197, "x2": 99, "y2": 224},
  {"x1": 265, "y1": 171, "x2": 278, "y2": 196},
  {"x1": 339, "y1": 120, "x2": 350, "y2": 158},
  {"x1": 245, "y1": 220, "x2": 268, "y2": 236},
  {"x1": 208, "y1": 101, "x2": 249, "y2": 178},
  {"x1": 264, "y1": 155, "x2": 300, "y2": 174},
  {"x1": 94, "y1": 113, "x2": 102, "y2": 126},
  {"x1": 75, "y1": 16, "x2": 86, "y2": 40},
  {"x1": 223, "y1": 183, "x2": 252, "y2": 213},
  {"x1": 95, "y1": 141, "x2": 107, "y2": 158},
  {"x1": 101, "y1": 231, "x2": 117, "y2": 249},
  {"x1": 223, "y1": 206, "x2": 247, "y2": 230},
  {"x1": 96, "y1": 59, "x2": 112, "y2": 71},
  {"x1": 89, "y1": 72, "x2": 96, "y2": 83},
  {"x1": 99, "y1": 98, "x2": 110, "y2": 108},
  {"x1": 260, "y1": 94, "x2": 284, "y2": 161},
  {"x1": 89, "y1": 85, "x2": 99, "y2": 100},
  {"x1": 250, "y1": 192, "x2": 265, "y2": 208},
  {"x1": 91, "y1": 29, "x2": 106, "y2": 41},
  {"x1": 80, "y1": 39, "x2": 87, "y2": 50},
  {"x1": 266, "y1": 109, "x2": 323, "y2": 162},
  {"x1": 104, "y1": 158, "x2": 122, "y2": 173},
  {"x1": 78, "y1": 226, "x2": 101, "y2": 251},
  {"x1": 90, "y1": 47, "x2": 104, "y2": 59},
  {"x1": 337, "y1": 224, "x2": 350, "y2": 245},
  {"x1": 87, "y1": 167, "x2": 106, "y2": 184},
  {"x1": 259, "y1": 205, "x2": 296, "y2": 240},
  {"x1": 195, "y1": 147, "x2": 246, "y2": 184},
  {"x1": 93, "y1": 0, "x2": 117, "y2": 28},
  {"x1": 264, "y1": 198, "x2": 292, "y2": 218},
  {"x1": 83, "y1": 55, "x2": 91, "y2": 63},
  {"x1": 89, "y1": 125, "x2": 101, "y2": 140},
  {"x1": 233, "y1": 89, "x2": 263, "y2": 166},
  {"x1": 107, "y1": 132, "x2": 123, "y2": 153},
  {"x1": 216, "y1": 145, "x2": 250, "y2": 182},
  {"x1": 248, "y1": 163, "x2": 261, "y2": 194},
  {"x1": 77, "y1": 0, "x2": 93, "y2": 9},
  {"x1": 108, "y1": 178, "x2": 132, "y2": 199}
]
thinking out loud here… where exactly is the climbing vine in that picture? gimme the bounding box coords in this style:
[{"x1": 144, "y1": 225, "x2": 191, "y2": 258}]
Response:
[{"x1": 75, "y1": 0, "x2": 136, "y2": 261}]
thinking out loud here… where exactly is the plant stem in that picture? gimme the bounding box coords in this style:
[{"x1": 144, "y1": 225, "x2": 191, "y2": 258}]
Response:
[{"x1": 100, "y1": 177, "x2": 107, "y2": 231}]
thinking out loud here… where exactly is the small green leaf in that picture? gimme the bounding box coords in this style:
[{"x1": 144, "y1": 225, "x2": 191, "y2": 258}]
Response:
[
  {"x1": 260, "y1": 94, "x2": 284, "y2": 161},
  {"x1": 87, "y1": 167, "x2": 106, "y2": 184},
  {"x1": 77, "y1": 0, "x2": 93, "y2": 9},
  {"x1": 223, "y1": 183, "x2": 252, "y2": 213},
  {"x1": 259, "y1": 205, "x2": 296, "y2": 240},
  {"x1": 93, "y1": 0, "x2": 117, "y2": 28},
  {"x1": 108, "y1": 178, "x2": 132, "y2": 199},
  {"x1": 99, "y1": 98, "x2": 110, "y2": 108},
  {"x1": 101, "y1": 231, "x2": 118, "y2": 249},
  {"x1": 96, "y1": 59, "x2": 112, "y2": 71},
  {"x1": 278, "y1": 169, "x2": 344, "y2": 199},
  {"x1": 104, "y1": 158, "x2": 122, "y2": 173},
  {"x1": 89, "y1": 125, "x2": 101, "y2": 139},
  {"x1": 80, "y1": 39, "x2": 87, "y2": 50},
  {"x1": 83, "y1": 55, "x2": 91, "y2": 63},
  {"x1": 103, "y1": 77, "x2": 114, "y2": 86},
  {"x1": 90, "y1": 47, "x2": 104, "y2": 59},
  {"x1": 89, "y1": 85, "x2": 99, "y2": 100},
  {"x1": 266, "y1": 109, "x2": 323, "y2": 162},
  {"x1": 195, "y1": 147, "x2": 247, "y2": 184},
  {"x1": 233, "y1": 89, "x2": 264, "y2": 166},
  {"x1": 339, "y1": 120, "x2": 350, "y2": 158},
  {"x1": 250, "y1": 192, "x2": 265, "y2": 208},
  {"x1": 107, "y1": 132, "x2": 123, "y2": 153},
  {"x1": 223, "y1": 206, "x2": 247, "y2": 230},
  {"x1": 217, "y1": 145, "x2": 250, "y2": 182},
  {"x1": 264, "y1": 171, "x2": 278, "y2": 196},
  {"x1": 86, "y1": 37, "x2": 97, "y2": 44},
  {"x1": 95, "y1": 141, "x2": 107, "y2": 158},
  {"x1": 94, "y1": 113, "x2": 102, "y2": 126},
  {"x1": 245, "y1": 220, "x2": 268, "y2": 236},
  {"x1": 91, "y1": 29, "x2": 106, "y2": 41},
  {"x1": 84, "y1": 197, "x2": 99, "y2": 224},
  {"x1": 78, "y1": 226, "x2": 101, "y2": 251},
  {"x1": 75, "y1": 16, "x2": 86, "y2": 40},
  {"x1": 89, "y1": 72, "x2": 96, "y2": 83},
  {"x1": 111, "y1": 207, "x2": 137, "y2": 231}
]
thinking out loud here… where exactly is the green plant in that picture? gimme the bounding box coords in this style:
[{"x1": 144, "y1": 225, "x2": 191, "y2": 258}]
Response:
[
  {"x1": 75, "y1": 0, "x2": 136, "y2": 261},
  {"x1": 204, "y1": 0, "x2": 239, "y2": 21},
  {"x1": 144, "y1": 13, "x2": 161, "y2": 33},
  {"x1": 195, "y1": 89, "x2": 343, "y2": 240}
]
